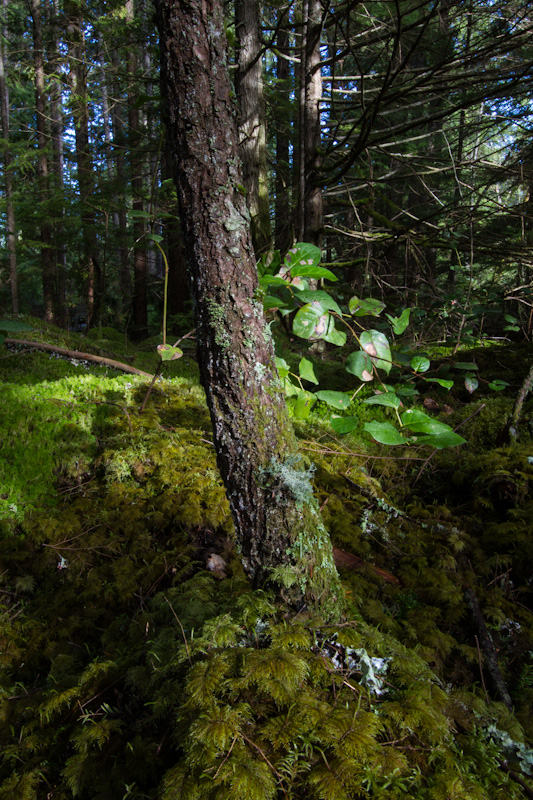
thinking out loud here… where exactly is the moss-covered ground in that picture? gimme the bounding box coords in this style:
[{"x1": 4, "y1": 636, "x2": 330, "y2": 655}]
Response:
[{"x1": 0, "y1": 322, "x2": 532, "y2": 799}]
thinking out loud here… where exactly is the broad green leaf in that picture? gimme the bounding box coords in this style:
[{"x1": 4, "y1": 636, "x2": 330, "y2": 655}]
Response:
[
  {"x1": 360, "y1": 330, "x2": 392, "y2": 374},
  {"x1": 330, "y1": 416, "x2": 358, "y2": 435},
  {"x1": 322, "y1": 317, "x2": 347, "y2": 346},
  {"x1": 315, "y1": 390, "x2": 352, "y2": 410},
  {"x1": 0, "y1": 319, "x2": 33, "y2": 333},
  {"x1": 294, "y1": 289, "x2": 342, "y2": 315},
  {"x1": 299, "y1": 357, "x2": 318, "y2": 384},
  {"x1": 157, "y1": 344, "x2": 183, "y2": 362},
  {"x1": 345, "y1": 350, "x2": 374, "y2": 381},
  {"x1": 283, "y1": 242, "x2": 321, "y2": 272},
  {"x1": 146, "y1": 232, "x2": 164, "y2": 243},
  {"x1": 464, "y1": 374, "x2": 478, "y2": 393},
  {"x1": 410, "y1": 355, "x2": 430, "y2": 373},
  {"x1": 263, "y1": 294, "x2": 289, "y2": 311},
  {"x1": 291, "y1": 390, "x2": 317, "y2": 419},
  {"x1": 364, "y1": 421, "x2": 410, "y2": 445},
  {"x1": 394, "y1": 384, "x2": 419, "y2": 397},
  {"x1": 488, "y1": 379, "x2": 509, "y2": 391},
  {"x1": 349, "y1": 296, "x2": 386, "y2": 317},
  {"x1": 129, "y1": 209, "x2": 152, "y2": 219},
  {"x1": 291, "y1": 264, "x2": 338, "y2": 281},
  {"x1": 414, "y1": 431, "x2": 466, "y2": 449},
  {"x1": 426, "y1": 378, "x2": 454, "y2": 390},
  {"x1": 400, "y1": 408, "x2": 452, "y2": 435},
  {"x1": 363, "y1": 392, "x2": 402, "y2": 409},
  {"x1": 292, "y1": 302, "x2": 325, "y2": 339},
  {"x1": 453, "y1": 362, "x2": 478, "y2": 371},
  {"x1": 259, "y1": 274, "x2": 290, "y2": 288},
  {"x1": 274, "y1": 356, "x2": 290, "y2": 378},
  {"x1": 394, "y1": 351, "x2": 412, "y2": 367},
  {"x1": 386, "y1": 307, "x2": 411, "y2": 335}
]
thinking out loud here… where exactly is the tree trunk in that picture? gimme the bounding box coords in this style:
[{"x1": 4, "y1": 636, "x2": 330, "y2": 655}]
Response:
[
  {"x1": 0, "y1": 0, "x2": 18, "y2": 314},
  {"x1": 235, "y1": 0, "x2": 272, "y2": 256},
  {"x1": 32, "y1": 0, "x2": 55, "y2": 323},
  {"x1": 155, "y1": 0, "x2": 341, "y2": 613},
  {"x1": 126, "y1": 0, "x2": 148, "y2": 339},
  {"x1": 274, "y1": 22, "x2": 292, "y2": 254},
  {"x1": 303, "y1": 0, "x2": 324, "y2": 249}
]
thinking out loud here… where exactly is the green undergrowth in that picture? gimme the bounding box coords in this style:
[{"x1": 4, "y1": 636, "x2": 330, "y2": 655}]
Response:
[{"x1": 0, "y1": 333, "x2": 532, "y2": 798}]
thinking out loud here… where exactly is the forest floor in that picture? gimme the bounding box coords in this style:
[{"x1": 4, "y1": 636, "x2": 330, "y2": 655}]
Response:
[{"x1": 0, "y1": 319, "x2": 533, "y2": 800}]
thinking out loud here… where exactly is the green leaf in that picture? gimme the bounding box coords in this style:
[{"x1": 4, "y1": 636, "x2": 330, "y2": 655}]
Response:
[
  {"x1": 295, "y1": 289, "x2": 342, "y2": 315},
  {"x1": 263, "y1": 294, "x2": 289, "y2": 311},
  {"x1": 414, "y1": 431, "x2": 466, "y2": 449},
  {"x1": 349, "y1": 296, "x2": 386, "y2": 317},
  {"x1": 345, "y1": 350, "x2": 374, "y2": 381},
  {"x1": 292, "y1": 302, "x2": 325, "y2": 339},
  {"x1": 464, "y1": 374, "x2": 478, "y2": 393},
  {"x1": 488, "y1": 379, "x2": 509, "y2": 391},
  {"x1": 274, "y1": 356, "x2": 290, "y2": 378},
  {"x1": 146, "y1": 232, "x2": 164, "y2": 243},
  {"x1": 330, "y1": 416, "x2": 358, "y2": 434},
  {"x1": 299, "y1": 357, "x2": 318, "y2": 384},
  {"x1": 425, "y1": 378, "x2": 454, "y2": 389},
  {"x1": 363, "y1": 392, "x2": 402, "y2": 409},
  {"x1": 0, "y1": 319, "x2": 33, "y2": 333},
  {"x1": 259, "y1": 274, "x2": 289, "y2": 288},
  {"x1": 291, "y1": 264, "x2": 338, "y2": 281},
  {"x1": 129, "y1": 209, "x2": 152, "y2": 219},
  {"x1": 410, "y1": 356, "x2": 430, "y2": 373},
  {"x1": 394, "y1": 384, "x2": 419, "y2": 397},
  {"x1": 322, "y1": 317, "x2": 347, "y2": 346},
  {"x1": 453, "y1": 362, "x2": 478, "y2": 371},
  {"x1": 400, "y1": 408, "x2": 452, "y2": 435},
  {"x1": 283, "y1": 242, "x2": 322, "y2": 271},
  {"x1": 157, "y1": 344, "x2": 183, "y2": 362},
  {"x1": 360, "y1": 330, "x2": 392, "y2": 374},
  {"x1": 364, "y1": 421, "x2": 410, "y2": 445},
  {"x1": 386, "y1": 307, "x2": 411, "y2": 335},
  {"x1": 315, "y1": 390, "x2": 352, "y2": 410},
  {"x1": 291, "y1": 390, "x2": 317, "y2": 419}
]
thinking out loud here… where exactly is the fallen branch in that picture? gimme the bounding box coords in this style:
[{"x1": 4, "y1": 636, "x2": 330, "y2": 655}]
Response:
[{"x1": 5, "y1": 338, "x2": 153, "y2": 378}]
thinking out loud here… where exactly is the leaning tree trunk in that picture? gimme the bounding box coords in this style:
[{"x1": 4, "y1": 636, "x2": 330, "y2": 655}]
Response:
[{"x1": 155, "y1": 0, "x2": 341, "y2": 613}]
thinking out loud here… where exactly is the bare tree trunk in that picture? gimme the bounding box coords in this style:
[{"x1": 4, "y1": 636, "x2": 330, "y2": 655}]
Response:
[
  {"x1": 156, "y1": 0, "x2": 341, "y2": 613},
  {"x1": 274, "y1": 22, "x2": 292, "y2": 254},
  {"x1": 126, "y1": 0, "x2": 148, "y2": 339},
  {"x1": 0, "y1": 0, "x2": 18, "y2": 313},
  {"x1": 32, "y1": 0, "x2": 55, "y2": 323},
  {"x1": 235, "y1": 0, "x2": 272, "y2": 256},
  {"x1": 66, "y1": 0, "x2": 101, "y2": 329},
  {"x1": 49, "y1": 0, "x2": 66, "y2": 326},
  {"x1": 303, "y1": 0, "x2": 323, "y2": 248}
]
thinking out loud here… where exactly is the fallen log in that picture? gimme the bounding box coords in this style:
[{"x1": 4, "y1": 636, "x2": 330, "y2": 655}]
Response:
[{"x1": 5, "y1": 338, "x2": 153, "y2": 378}]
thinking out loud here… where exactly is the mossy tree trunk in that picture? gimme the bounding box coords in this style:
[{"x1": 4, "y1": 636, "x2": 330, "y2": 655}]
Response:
[{"x1": 155, "y1": 0, "x2": 341, "y2": 613}]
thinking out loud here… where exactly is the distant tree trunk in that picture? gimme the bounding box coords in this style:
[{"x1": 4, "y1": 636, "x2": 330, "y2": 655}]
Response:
[
  {"x1": 163, "y1": 141, "x2": 189, "y2": 317},
  {"x1": 0, "y1": 0, "x2": 18, "y2": 313},
  {"x1": 302, "y1": 0, "x2": 323, "y2": 248},
  {"x1": 32, "y1": 0, "x2": 55, "y2": 323},
  {"x1": 49, "y1": 0, "x2": 66, "y2": 326},
  {"x1": 156, "y1": 0, "x2": 341, "y2": 612},
  {"x1": 235, "y1": 0, "x2": 272, "y2": 256},
  {"x1": 65, "y1": 0, "x2": 101, "y2": 329},
  {"x1": 274, "y1": 22, "x2": 292, "y2": 254},
  {"x1": 126, "y1": 0, "x2": 148, "y2": 339}
]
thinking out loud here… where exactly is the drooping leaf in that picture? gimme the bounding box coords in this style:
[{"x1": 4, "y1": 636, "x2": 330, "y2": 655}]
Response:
[
  {"x1": 488, "y1": 379, "x2": 509, "y2": 391},
  {"x1": 291, "y1": 390, "x2": 317, "y2": 419},
  {"x1": 360, "y1": 330, "x2": 392, "y2": 374},
  {"x1": 345, "y1": 350, "x2": 374, "y2": 381},
  {"x1": 315, "y1": 390, "x2": 352, "y2": 410},
  {"x1": 157, "y1": 344, "x2": 183, "y2": 362},
  {"x1": 322, "y1": 316, "x2": 347, "y2": 346},
  {"x1": 400, "y1": 408, "x2": 452, "y2": 435},
  {"x1": 299, "y1": 357, "x2": 319, "y2": 384},
  {"x1": 330, "y1": 416, "x2": 359, "y2": 434},
  {"x1": 263, "y1": 294, "x2": 289, "y2": 311},
  {"x1": 349, "y1": 296, "x2": 386, "y2": 317},
  {"x1": 426, "y1": 378, "x2": 454, "y2": 389},
  {"x1": 274, "y1": 356, "x2": 290, "y2": 378},
  {"x1": 414, "y1": 431, "x2": 466, "y2": 448},
  {"x1": 364, "y1": 421, "x2": 410, "y2": 445},
  {"x1": 363, "y1": 392, "x2": 402, "y2": 409}
]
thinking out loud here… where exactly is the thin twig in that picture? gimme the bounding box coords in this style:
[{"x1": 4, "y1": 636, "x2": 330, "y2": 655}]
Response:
[{"x1": 164, "y1": 596, "x2": 192, "y2": 664}]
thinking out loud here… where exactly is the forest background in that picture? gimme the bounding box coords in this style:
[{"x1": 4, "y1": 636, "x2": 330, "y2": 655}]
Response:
[{"x1": 2, "y1": 0, "x2": 533, "y2": 799}]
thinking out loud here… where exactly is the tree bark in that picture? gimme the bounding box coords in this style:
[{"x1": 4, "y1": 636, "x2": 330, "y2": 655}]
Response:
[
  {"x1": 32, "y1": 0, "x2": 55, "y2": 323},
  {"x1": 0, "y1": 0, "x2": 18, "y2": 314},
  {"x1": 235, "y1": 0, "x2": 272, "y2": 256},
  {"x1": 155, "y1": 0, "x2": 341, "y2": 613}
]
